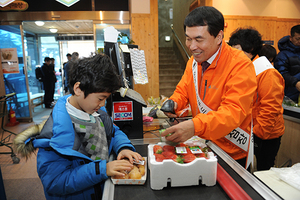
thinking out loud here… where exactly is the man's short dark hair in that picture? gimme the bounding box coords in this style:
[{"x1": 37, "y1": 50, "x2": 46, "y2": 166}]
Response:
[
  {"x1": 66, "y1": 53, "x2": 71, "y2": 57},
  {"x1": 44, "y1": 57, "x2": 50, "y2": 62},
  {"x1": 184, "y1": 6, "x2": 224, "y2": 38},
  {"x1": 291, "y1": 25, "x2": 300, "y2": 37},
  {"x1": 228, "y1": 27, "x2": 263, "y2": 57},
  {"x1": 68, "y1": 53, "x2": 121, "y2": 97}
]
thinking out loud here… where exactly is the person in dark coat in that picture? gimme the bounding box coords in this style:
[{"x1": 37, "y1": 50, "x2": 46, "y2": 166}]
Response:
[
  {"x1": 274, "y1": 25, "x2": 300, "y2": 102},
  {"x1": 64, "y1": 52, "x2": 79, "y2": 94},
  {"x1": 41, "y1": 57, "x2": 55, "y2": 108}
]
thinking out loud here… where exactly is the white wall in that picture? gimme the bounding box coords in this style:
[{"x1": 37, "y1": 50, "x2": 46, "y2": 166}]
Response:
[
  {"x1": 130, "y1": 0, "x2": 150, "y2": 14},
  {"x1": 213, "y1": 0, "x2": 300, "y2": 19}
]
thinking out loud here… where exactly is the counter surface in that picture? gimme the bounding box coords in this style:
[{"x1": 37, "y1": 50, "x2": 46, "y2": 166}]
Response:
[
  {"x1": 254, "y1": 170, "x2": 300, "y2": 200},
  {"x1": 102, "y1": 118, "x2": 283, "y2": 200}
]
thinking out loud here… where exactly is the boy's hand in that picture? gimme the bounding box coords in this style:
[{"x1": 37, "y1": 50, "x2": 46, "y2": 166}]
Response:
[
  {"x1": 117, "y1": 149, "x2": 143, "y2": 164},
  {"x1": 106, "y1": 159, "x2": 133, "y2": 177}
]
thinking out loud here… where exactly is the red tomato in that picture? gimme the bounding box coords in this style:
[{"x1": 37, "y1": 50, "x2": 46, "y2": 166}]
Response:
[{"x1": 153, "y1": 145, "x2": 163, "y2": 154}]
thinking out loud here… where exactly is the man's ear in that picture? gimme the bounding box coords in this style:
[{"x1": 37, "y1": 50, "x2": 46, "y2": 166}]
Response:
[
  {"x1": 217, "y1": 30, "x2": 224, "y2": 45},
  {"x1": 73, "y1": 82, "x2": 82, "y2": 96}
]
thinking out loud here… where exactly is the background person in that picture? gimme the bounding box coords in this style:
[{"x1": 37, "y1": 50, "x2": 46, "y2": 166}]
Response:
[
  {"x1": 41, "y1": 57, "x2": 55, "y2": 108},
  {"x1": 14, "y1": 54, "x2": 142, "y2": 199},
  {"x1": 160, "y1": 6, "x2": 257, "y2": 169},
  {"x1": 228, "y1": 27, "x2": 285, "y2": 171},
  {"x1": 64, "y1": 52, "x2": 79, "y2": 94},
  {"x1": 49, "y1": 58, "x2": 57, "y2": 104},
  {"x1": 258, "y1": 44, "x2": 277, "y2": 64},
  {"x1": 274, "y1": 25, "x2": 300, "y2": 103},
  {"x1": 63, "y1": 53, "x2": 72, "y2": 93}
]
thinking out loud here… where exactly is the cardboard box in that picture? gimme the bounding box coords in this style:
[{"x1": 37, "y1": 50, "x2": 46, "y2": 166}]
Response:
[{"x1": 148, "y1": 142, "x2": 217, "y2": 190}]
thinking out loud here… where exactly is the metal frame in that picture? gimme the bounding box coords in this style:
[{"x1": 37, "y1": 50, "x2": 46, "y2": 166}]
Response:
[{"x1": 207, "y1": 141, "x2": 282, "y2": 200}]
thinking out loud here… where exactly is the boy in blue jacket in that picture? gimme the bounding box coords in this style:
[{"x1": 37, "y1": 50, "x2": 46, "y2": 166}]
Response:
[{"x1": 14, "y1": 54, "x2": 142, "y2": 200}]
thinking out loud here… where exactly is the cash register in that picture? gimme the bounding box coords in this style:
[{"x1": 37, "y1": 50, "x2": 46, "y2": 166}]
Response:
[{"x1": 104, "y1": 42, "x2": 147, "y2": 139}]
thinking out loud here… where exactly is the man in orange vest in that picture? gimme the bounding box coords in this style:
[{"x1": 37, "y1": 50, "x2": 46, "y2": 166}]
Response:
[
  {"x1": 228, "y1": 27, "x2": 285, "y2": 170},
  {"x1": 161, "y1": 6, "x2": 257, "y2": 169}
]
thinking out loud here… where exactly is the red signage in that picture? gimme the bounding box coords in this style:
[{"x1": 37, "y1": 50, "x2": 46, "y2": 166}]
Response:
[{"x1": 113, "y1": 101, "x2": 133, "y2": 121}]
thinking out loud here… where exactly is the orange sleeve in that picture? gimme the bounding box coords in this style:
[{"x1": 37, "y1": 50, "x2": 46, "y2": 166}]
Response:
[{"x1": 253, "y1": 69, "x2": 285, "y2": 139}]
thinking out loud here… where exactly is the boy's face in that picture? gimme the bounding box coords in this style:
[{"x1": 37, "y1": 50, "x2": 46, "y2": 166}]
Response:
[{"x1": 71, "y1": 82, "x2": 111, "y2": 114}]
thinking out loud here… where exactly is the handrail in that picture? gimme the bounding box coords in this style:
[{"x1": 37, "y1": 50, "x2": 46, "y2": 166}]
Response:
[{"x1": 170, "y1": 24, "x2": 190, "y2": 59}]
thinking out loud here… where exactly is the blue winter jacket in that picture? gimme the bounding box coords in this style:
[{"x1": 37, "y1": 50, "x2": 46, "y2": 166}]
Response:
[
  {"x1": 30, "y1": 95, "x2": 135, "y2": 200},
  {"x1": 274, "y1": 35, "x2": 300, "y2": 102}
]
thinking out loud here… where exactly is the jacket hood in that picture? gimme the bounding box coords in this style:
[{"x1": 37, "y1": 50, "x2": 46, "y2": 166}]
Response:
[
  {"x1": 278, "y1": 35, "x2": 300, "y2": 53},
  {"x1": 13, "y1": 120, "x2": 47, "y2": 160}
]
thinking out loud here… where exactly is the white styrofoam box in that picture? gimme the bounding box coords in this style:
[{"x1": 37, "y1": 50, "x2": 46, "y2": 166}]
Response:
[{"x1": 148, "y1": 142, "x2": 217, "y2": 190}]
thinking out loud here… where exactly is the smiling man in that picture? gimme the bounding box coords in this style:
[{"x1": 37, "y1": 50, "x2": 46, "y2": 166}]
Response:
[{"x1": 161, "y1": 6, "x2": 257, "y2": 169}]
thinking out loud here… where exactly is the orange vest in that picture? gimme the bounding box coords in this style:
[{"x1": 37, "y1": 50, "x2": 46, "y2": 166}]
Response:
[
  {"x1": 170, "y1": 41, "x2": 257, "y2": 160},
  {"x1": 252, "y1": 55, "x2": 285, "y2": 140}
]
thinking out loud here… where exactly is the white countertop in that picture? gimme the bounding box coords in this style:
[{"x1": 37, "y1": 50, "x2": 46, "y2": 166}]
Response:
[{"x1": 254, "y1": 170, "x2": 300, "y2": 200}]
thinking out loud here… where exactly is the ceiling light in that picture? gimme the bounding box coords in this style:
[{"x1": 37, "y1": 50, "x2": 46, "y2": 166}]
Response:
[
  {"x1": 35, "y1": 21, "x2": 45, "y2": 26},
  {"x1": 49, "y1": 28, "x2": 58, "y2": 33}
]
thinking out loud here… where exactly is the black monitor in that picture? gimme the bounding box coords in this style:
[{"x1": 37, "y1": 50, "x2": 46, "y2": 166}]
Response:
[{"x1": 104, "y1": 42, "x2": 125, "y2": 87}]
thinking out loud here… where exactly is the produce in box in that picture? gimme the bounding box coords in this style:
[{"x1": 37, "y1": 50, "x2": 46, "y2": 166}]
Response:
[{"x1": 153, "y1": 143, "x2": 208, "y2": 164}]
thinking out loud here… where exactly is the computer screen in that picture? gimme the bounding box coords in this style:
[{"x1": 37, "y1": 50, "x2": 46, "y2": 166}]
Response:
[{"x1": 104, "y1": 42, "x2": 125, "y2": 87}]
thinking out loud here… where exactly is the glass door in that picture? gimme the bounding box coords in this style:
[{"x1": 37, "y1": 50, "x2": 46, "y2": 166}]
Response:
[
  {"x1": 39, "y1": 36, "x2": 62, "y2": 100},
  {"x1": 0, "y1": 25, "x2": 31, "y2": 121}
]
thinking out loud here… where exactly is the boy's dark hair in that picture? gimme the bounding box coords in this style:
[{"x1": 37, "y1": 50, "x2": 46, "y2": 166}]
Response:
[
  {"x1": 66, "y1": 53, "x2": 72, "y2": 57},
  {"x1": 258, "y1": 44, "x2": 277, "y2": 63},
  {"x1": 228, "y1": 27, "x2": 263, "y2": 57},
  {"x1": 68, "y1": 54, "x2": 121, "y2": 98},
  {"x1": 184, "y1": 6, "x2": 224, "y2": 38},
  {"x1": 44, "y1": 57, "x2": 50, "y2": 62},
  {"x1": 291, "y1": 25, "x2": 300, "y2": 37}
]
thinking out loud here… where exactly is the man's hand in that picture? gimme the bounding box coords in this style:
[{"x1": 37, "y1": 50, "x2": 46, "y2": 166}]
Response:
[
  {"x1": 296, "y1": 81, "x2": 300, "y2": 92},
  {"x1": 162, "y1": 101, "x2": 178, "y2": 118},
  {"x1": 160, "y1": 119, "x2": 195, "y2": 143},
  {"x1": 117, "y1": 149, "x2": 143, "y2": 164}
]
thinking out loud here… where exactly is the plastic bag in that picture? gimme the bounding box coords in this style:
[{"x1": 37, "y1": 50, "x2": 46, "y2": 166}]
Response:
[{"x1": 270, "y1": 163, "x2": 300, "y2": 191}]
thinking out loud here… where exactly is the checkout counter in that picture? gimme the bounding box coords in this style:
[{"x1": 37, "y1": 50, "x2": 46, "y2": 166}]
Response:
[
  {"x1": 275, "y1": 105, "x2": 300, "y2": 167},
  {"x1": 101, "y1": 116, "x2": 290, "y2": 200}
]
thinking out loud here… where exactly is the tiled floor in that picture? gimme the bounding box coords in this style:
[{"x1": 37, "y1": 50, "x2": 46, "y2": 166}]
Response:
[{"x1": 0, "y1": 107, "x2": 52, "y2": 200}]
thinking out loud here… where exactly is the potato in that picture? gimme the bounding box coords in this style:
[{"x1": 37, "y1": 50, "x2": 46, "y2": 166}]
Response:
[
  {"x1": 128, "y1": 166, "x2": 142, "y2": 179},
  {"x1": 137, "y1": 164, "x2": 145, "y2": 176}
]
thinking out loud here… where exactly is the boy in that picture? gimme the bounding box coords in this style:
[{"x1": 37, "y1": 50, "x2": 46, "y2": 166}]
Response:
[{"x1": 14, "y1": 54, "x2": 142, "y2": 199}]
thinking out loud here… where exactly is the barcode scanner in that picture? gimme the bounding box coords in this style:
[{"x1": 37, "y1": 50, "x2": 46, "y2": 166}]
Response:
[{"x1": 160, "y1": 100, "x2": 176, "y2": 122}]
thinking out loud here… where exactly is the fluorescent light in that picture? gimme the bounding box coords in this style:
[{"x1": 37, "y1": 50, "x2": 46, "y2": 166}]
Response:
[
  {"x1": 49, "y1": 28, "x2": 58, "y2": 33},
  {"x1": 35, "y1": 21, "x2": 45, "y2": 26},
  {"x1": 119, "y1": 11, "x2": 123, "y2": 24},
  {"x1": 99, "y1": 11, "x2": 103, "y2": 20}
]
